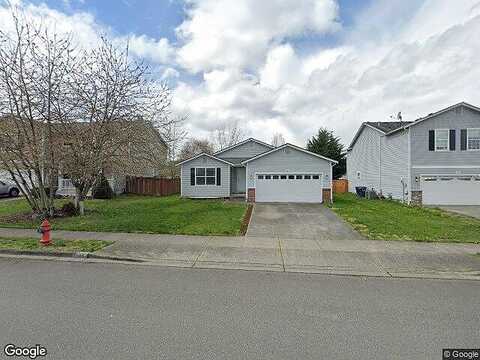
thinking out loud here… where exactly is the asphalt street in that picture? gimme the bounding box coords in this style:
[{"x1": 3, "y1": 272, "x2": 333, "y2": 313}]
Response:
[{"x1": 0, "y1": 258, "x2": 478, "y2": 360}]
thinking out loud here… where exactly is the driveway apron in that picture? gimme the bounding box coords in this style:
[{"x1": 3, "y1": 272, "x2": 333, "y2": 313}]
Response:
[{"x1": 246, "y1": 203, "x2": 364, "y2": 240}]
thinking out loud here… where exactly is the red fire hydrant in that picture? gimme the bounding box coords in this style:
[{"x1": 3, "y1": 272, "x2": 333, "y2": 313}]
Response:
[{"x1": 39, "y1": 219, "x2": 52, "y2": 246}]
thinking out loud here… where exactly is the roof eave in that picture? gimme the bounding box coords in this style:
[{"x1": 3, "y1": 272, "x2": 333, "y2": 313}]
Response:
[
  {"x1": 241, "y1": 143, "x2": 338, "y2": 165},
  {"x1": 213, "y1": 138, "x2": 274, "y2": 156},
  {"x1": 176, "y1": 153, "x2": 235, "y2": 167}
]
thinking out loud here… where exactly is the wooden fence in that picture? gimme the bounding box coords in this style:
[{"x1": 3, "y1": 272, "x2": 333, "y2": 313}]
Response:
[
  {"x1": 126, "y1": 176, "x2": 180, "y2": 196},
  {"x1": 333, "y1": 179, "x2": 348, "y2": 194}
]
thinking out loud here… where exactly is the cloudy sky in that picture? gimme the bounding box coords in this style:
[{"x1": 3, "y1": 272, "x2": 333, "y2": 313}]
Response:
[{"x1": 1, "y1": 0, "x2": 480, "y2": 147}]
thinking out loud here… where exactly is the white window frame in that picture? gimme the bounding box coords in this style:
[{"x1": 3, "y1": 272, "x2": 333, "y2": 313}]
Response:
[
  {"x1": 434, "y1": 129, "x2": 450, "y2": 152},
  {"x1": 195, "y1": 167, "x2": 216, "y2": 186},
  {"x1": 467, "y1": 128, "x2": 480, "y2": 151}
]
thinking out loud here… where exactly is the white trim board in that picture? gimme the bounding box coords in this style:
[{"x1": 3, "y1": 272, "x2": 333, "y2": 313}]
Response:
[
  {"x1": 241, "y1": 143, "x2": 338, "y2": 165},
  {"x1": 213, "y1": 138, "x2": 273, "y2": 156},
  {"x1": 176, "y1": 153, "x2": 235, "y2": 166}
]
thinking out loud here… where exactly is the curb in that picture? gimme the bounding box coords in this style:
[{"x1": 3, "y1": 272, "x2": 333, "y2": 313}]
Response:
[{"x1": 0, "y1": 249, "x2": 144, "y2": 263}]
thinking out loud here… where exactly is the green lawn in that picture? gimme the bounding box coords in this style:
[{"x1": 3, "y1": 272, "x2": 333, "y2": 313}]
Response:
[
  {"x1": 0, "y1": 237, "x2": 112, "y2": 252},
  {"x1": 0, "y1": 195, "x2": 247, "y2": 236},
  {"x1": 330, "y1": 193, "x2": 480, "y2": 243}
]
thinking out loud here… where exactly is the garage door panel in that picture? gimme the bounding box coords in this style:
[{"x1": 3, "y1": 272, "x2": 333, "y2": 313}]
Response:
[
  {"x1": 256, "y1": 174, "x2": 323, "y2": 203},
  {"x1": 421, "y1": 176, "x2": 480, "y2": 205}
]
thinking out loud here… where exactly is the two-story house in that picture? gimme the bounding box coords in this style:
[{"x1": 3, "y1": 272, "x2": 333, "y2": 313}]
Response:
[
  {"x1": 346, "y1": 102, "x2": 480, "y2": 205},
  {"x1": 0, "y1": 116, "x2": 169, "y2": 196}
]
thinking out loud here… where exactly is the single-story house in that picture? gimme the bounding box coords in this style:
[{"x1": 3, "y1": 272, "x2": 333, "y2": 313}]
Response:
[
  {"x1": 346, "y1": 102, "x2": 480, "y2": 205},
  {"x1": 178, "y1": 138, "x2": 337, "y2": 203}
]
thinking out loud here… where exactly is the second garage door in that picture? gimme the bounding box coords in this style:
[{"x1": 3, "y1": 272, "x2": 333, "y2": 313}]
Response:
[
  {"x1": 421, "y1": 175, "x2": 480, "y2": 205},
  {"x1": 255, "y1": 173, "x2": 323, "y2": 203}
]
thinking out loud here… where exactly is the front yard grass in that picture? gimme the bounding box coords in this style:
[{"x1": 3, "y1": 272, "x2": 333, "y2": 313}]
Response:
[
  {"x1": 0, "y1": 237, "x2": 112, "y2": 252},
  {"x1": 331, "y1": 193, "x2": 480, "y2": 243},
  {"x1": 0, "y1": 195, "x2": 247, "y2": 236}
]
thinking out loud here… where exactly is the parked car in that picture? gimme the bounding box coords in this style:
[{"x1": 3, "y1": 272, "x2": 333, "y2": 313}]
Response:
[{"x1": 0, "y1": 180, "x2": 20, "y2": 197}]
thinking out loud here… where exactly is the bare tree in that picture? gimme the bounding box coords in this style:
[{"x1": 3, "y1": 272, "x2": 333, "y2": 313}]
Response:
[
  {"x1": 212, "y1": 121, "x2": 245, "y2": 150},
  {"x1": 57, "y1": 37, "x2": 174, "y2": 214},
  {"x1": 0, "y1": 6, "x2": 178, "y2": 216},
  {"x1": 0, "y1": 8, "x2": 75, "y2": 217},
  {"x1": 271, "y1": 133, "x2": 286, "y2": 147},
  {"x1": 161, "y1": 115, "x2": 188, "y2": 177},
  {"x1": 179, "y1": 138, "x2": 215, "y2": 160}
]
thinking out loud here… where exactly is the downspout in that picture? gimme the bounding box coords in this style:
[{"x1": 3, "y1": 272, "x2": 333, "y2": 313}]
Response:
[
  {"x1": 330, "y1": 162, "x2": 333, "y2": 203},
  {"x1": 379, "y1": 135, "x2": 382, "y2": 194}
]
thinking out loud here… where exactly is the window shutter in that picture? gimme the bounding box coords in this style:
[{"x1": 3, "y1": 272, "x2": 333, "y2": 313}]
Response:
[
  {"x1": 428, "y1": 130, "x2": 435, "y2": 151},
  {"x1": 449, "y1": 129, "x2": 456, "y2": 151},
  {"x1": 216, "y1": 168, "x2": 221, "y2": 186},
  {"x1": 190, "y1": 168, "x2": 195, "y2": 186},
  {"x1": 460, "y1": 129, "x2": 467, "y2": 151}
]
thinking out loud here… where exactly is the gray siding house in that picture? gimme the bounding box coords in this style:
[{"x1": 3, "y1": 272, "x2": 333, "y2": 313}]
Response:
[
  {"x1": 178, "y1": 138, "x2": 337, "y2": 203},
  {"x1": 346, "y1": 102, "x2": 480, "y2": 205}
]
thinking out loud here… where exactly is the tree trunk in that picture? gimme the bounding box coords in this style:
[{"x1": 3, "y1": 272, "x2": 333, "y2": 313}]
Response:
[{"x1": 79, "y1": 201, "x2": 85, "y2": 216}]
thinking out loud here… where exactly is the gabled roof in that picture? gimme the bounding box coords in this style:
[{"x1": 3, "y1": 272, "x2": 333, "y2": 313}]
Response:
[
  {"x1": 386, "y1": 101, "x2": 480, "y2": 135},
  {"x1": 347, "y1": 121, "x2": 412, "y2": 151},
  {"x1": 241, "y1": 143, "x2": 338, "y2": 165},
  {"x1": 213, "y1": 137, "x2": 274, "y2": 156},
  {"x1": 176, "y1": 153, "x2": 235, "y2": 166},
  {"x1": 347, "y1": 101, "x2": 480, "y2": 151}
]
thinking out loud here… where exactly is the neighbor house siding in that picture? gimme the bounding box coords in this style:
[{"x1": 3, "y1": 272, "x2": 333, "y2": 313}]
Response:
[
  {"x1": 246, "y1": 148, "x2": 332, "y2": 189},
  {"x1": 380, "y1": 129, "x2": 409, "y2": 199},
  {"x1": 410, "y1": 106, "x2": 480, "y2": 190},
  {"x1": 347, "y1": 126, "x2": 382, "y2": 194},
  {"x1": 347, "y1": 125, "x2": 410, "y2": 200},
  {"x1": 216, "y1": 141, "x2": 271, "y2": 159},
  {"x1": 180, "y1": 155, "x2": 230, "y2": 197}
]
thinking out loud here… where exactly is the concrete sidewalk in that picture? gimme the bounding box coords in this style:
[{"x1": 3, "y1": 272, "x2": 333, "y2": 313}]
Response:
[{"x1": 0, "y1": 228, "x2": 479, "y2": 280}]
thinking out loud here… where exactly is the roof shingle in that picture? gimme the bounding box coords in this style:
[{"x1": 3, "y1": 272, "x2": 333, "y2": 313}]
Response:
[{"x1": 366, "y1": 121, "x2": 413, "y2": 133}]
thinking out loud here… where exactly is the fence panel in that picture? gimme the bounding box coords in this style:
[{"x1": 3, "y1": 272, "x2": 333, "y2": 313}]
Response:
[
  {"x1": 333, "y1": 179, "x2": 348, "y2": 194},
  {"x1": 126, "y1": 176, "x2": 180, "y2": 196}
]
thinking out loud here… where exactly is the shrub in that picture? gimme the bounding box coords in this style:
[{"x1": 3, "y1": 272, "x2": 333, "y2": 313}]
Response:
[
  {"x1": 60, "y1": 202, "x2": 79, "y2": 216},
  {"x1": 92, "y1": 175, "x2": 114, "y2": 199}
]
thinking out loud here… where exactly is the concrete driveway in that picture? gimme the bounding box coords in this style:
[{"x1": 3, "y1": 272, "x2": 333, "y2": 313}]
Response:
[
  {"x1": 246, "y1": 203, "x2": 364, "y2": 240},
  {"x1": 438, "y1": 206, "x2": 480, "y2": 219}
]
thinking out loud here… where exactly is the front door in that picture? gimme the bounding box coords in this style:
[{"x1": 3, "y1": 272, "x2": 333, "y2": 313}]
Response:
[{"x1": 235, "y1": 167, "x2": 246, "y2": 194}]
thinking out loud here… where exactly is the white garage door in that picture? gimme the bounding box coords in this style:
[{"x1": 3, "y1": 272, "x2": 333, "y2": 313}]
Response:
[
  {"x1": 255, "y1": 173, "x2": 323, "y2": 203},
  {"x1": 421, "y1": 175, "x2": 480, "y2": 205}
]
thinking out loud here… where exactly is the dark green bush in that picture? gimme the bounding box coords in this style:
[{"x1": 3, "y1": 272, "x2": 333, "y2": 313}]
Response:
[
  {"x1": 60, "y1": 202, "x2": 78, "y2": 216},
  {"x1": 92, "y1": 175, "x2": 114, "y2": 199}
]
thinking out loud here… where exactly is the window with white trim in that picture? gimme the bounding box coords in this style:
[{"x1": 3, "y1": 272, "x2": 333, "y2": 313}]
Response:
[
  {"x1": 435, "y1": 129, "x2": 449, "y2": 151},
  {"x1": 196, "y1": 168, "x2": 216, "y2": 185},
  {"x1": 467, "y1": 128, "x2": 480, "y2": 150}
]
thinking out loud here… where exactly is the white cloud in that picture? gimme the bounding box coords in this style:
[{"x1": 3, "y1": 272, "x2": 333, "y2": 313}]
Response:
[
  {"x1": 0, "y1": 1, "x2": 175, "y2": 66},
  {"x1": 259, "y1": 44, "x2": 302, "y2": 91},
  {"x1": 161, "y1": 67, "x2": 180, "y2": 81},
  {"x1": 176, "y1": 0, "x2": 340, "y2": 73},
  {"x1": 3, "y1": 0, "x2": 480, "y2": 147},
  {"x1": 126, "y1": 35, "x2": 174, "y2": 64},
  {"x1": 173, "y1": 0, "x2": 480, "y2": 146},
  {"x1": 0, "y1": 1, "x2": 105, "y2": 48}
]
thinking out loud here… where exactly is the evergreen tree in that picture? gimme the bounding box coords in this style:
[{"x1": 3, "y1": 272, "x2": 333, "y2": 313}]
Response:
[{"x1": 306, "y1": 128, "x2": 346, "y2": 179}]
